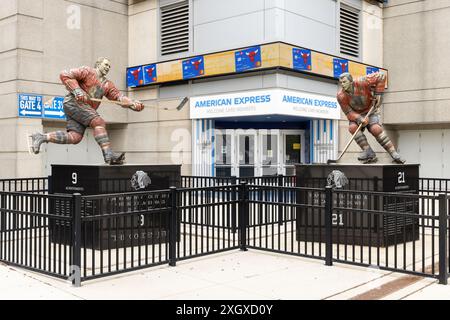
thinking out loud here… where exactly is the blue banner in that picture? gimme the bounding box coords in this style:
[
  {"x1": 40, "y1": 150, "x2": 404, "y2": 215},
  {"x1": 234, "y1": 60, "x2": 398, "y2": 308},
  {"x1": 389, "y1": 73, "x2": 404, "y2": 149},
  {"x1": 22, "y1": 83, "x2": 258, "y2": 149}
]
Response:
[
  {"x1": 293, "y1": 48, "x2": 312, "y2": 71},
  {"x1": 182, "y1": 56, "x2": 204, "y2": 79},
  {"x1": 366, "y1": 66, "x2": 380, "y2": 75},
  {"x1": 18, "y1": 94, "x2": 43, "y2": 118},
  {"x1": 235, "y1": 46, "x2": 261, "y2": 72},
  {"x1": 127, "y1": 66, "x2": 144, "y2": 87},
  {"x1": 333, "y1": 58, "x2": 349, "y2": 78},
  {"x1": 43, "y1": 97, "x2": 66, "y2": 120},
  {"x1": 143, "y1": 64, "x2": 157, "y2": 84}
]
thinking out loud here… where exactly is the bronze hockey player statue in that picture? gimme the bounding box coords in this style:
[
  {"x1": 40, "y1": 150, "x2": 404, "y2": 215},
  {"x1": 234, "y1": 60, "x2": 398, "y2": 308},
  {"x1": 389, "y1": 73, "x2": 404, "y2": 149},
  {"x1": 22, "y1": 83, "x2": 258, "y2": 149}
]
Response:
[
  {"x1": 30, "y1": 57, "x2": 144, "y2": 165},
  {"x1": 337, "y1": 72, "x2": 405, "y2": 164}
]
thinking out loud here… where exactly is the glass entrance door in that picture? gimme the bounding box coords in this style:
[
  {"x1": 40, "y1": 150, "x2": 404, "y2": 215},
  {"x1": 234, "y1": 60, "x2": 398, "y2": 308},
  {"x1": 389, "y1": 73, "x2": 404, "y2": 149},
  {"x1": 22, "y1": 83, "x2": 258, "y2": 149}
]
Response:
[
  {"x1": 259, "y1": 130, "x2": 280, "y2": 176},
  {"x1": 215, "y1": 129, "x2": 233, "y2": 177},
  {"x1": 214, "y1": 129, "x2": 305, "y2": 177},
  {"x1": 282, "y1": 131, "x2": 305, "y2": 175},
  {"x1": 237, "y1": 130, "x2": 257, "y2": 177}
]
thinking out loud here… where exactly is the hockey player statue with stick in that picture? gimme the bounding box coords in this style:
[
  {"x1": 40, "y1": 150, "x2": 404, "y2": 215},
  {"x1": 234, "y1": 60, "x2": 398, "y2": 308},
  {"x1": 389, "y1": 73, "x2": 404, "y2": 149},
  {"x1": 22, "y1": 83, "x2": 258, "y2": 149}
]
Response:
[
  {"x1": 29, "y1": 57, "x2": 144, "y2": 165},
  {"x1": 337, "y1": 72, "x2": 405, "y2": 164}
]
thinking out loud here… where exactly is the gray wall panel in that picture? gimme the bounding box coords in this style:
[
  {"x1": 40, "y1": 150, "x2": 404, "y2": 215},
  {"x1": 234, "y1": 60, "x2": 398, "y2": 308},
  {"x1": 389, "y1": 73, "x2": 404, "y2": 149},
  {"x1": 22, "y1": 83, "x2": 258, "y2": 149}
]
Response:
[
  {"x1": 264, "y1": 8, "x2": 285, "y2": 41},
  {"x1": 191, "y1": 75, "x2": 264, "y2": 96},
  {"x1": 192, "y1": 0, "x2": 341, "y2": 54},
  {"x1": 193, "y1": 0, "x2": 264, "y2": 25},
  {"x1": 341, "y1": 0, "x2": 362, "y2": 10},
  {"x1": 285, "y1": 11, "x2": 337, "y2": 54},
  {"x1": 283, "y1": 73, "x2": 338, "y2": 96},
  {"x1": 159, "y1": 72, "x2": 337, "y2": 98},
  {"x1": 285, "y1": 0, "x2": 337, "y2": 27},
  {"x1": 194, "y1": 11, "x2": 264, "y2": 53},
  {"x1": 159, "y1": 84, "x2": 190, "y2": 99}
]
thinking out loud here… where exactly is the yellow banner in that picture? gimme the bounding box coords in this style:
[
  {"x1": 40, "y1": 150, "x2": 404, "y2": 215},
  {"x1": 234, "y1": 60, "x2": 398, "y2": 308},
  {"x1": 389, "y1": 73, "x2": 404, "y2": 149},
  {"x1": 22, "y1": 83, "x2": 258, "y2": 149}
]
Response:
[{"x1": 129, "y1": 41, "x2": 388, "y2": 88}]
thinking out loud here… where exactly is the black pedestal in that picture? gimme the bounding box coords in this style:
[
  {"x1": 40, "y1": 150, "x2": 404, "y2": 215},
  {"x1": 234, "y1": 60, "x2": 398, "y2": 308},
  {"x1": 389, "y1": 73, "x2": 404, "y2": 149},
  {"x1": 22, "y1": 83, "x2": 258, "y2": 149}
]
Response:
[
  {"x1": 51, "y1": 164, "x2": 181, "y2": 194},
  {"x1": 49, "y1": 164, "x2": 181, "y2": 249},
  {"x1": 295, "y1": 164, "x2": 420, "y2": 247}
]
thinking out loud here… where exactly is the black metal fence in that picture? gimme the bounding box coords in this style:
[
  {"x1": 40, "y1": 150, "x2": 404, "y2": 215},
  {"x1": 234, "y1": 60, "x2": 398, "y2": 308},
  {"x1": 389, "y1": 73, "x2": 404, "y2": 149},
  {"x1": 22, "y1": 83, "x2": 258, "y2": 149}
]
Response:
[
  {"x1": 4, "y1": 175, "x2": 450, "y2": 195},
  {"x1": 0, "y1": 191, "x2": 73, "y2": 279},
  {"x1": 0, "y1": 177, "x2": 48, "y2": 193},
  {"x1": 176, "y1": 185, "x2": 240, "y2": 261},
  {"x1": 245, "y1": 185, "x2": 324, "y2": 260},
  {"x1": 75, "y1": 190, "x2": 173, "y2": 282},
  {"x1": 420, "y1": 178, "x2": 450, "y2": 195},
  {"x1": 181, "y1": 175, "x2": 296, "y2": 188},
  {"x1": 329, "y1": 189, "x2": 444, "y2": 280},
  {"x1": 0, "y1": 175, "x2": 449, "y2": 286},
  {"x1": 244, "y1": 184, "x2": 449, "y2": 284}
]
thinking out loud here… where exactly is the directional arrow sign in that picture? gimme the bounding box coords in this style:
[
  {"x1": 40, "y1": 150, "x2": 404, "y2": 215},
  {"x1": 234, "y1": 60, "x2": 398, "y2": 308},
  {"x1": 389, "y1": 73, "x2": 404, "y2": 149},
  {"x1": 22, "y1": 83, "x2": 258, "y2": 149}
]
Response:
[
  {"x1": 18, "y1": 94, "x2": 43, "y2": 118},
  {"x1": 43, "y1": 96, "x2": 66, "y2": 120},
  {"x1": 44, "y1": 110, "x2": 65, "y2": 117},
  {"x1": 20, "y1": 109, "x2": 42, "y2": 116}
]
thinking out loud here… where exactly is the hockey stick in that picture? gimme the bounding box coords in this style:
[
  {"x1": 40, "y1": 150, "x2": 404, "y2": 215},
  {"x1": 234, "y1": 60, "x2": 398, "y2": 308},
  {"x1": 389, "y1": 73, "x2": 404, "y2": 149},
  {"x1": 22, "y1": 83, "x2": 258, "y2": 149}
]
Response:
[
  {"x1": 90, "y1": 97, "x2": 189, "y2": 111},
  {"x1": 327, "y1": 98, "x2": 378, "y2": 165},
  {"x1": 44, "y1": 96, "x2": 189, "y2": 111}
]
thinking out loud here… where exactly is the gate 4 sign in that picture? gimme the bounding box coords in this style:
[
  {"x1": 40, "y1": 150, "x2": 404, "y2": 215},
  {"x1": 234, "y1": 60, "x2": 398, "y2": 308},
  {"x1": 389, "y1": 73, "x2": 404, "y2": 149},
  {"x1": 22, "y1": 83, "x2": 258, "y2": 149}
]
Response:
[
  {"x1": 18, "y1": 94, "x2": 43, "y2": 118},
  {"x1": 43, "y1": 97, "x2": 66, "y2": 120}
]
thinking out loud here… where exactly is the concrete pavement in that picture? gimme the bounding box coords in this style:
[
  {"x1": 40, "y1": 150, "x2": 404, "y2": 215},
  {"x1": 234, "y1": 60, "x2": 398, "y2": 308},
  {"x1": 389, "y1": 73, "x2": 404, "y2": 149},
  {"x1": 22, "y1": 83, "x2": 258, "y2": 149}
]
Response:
[{"x1": 0, "y1": 249, "x2": 447, "y2": 300}]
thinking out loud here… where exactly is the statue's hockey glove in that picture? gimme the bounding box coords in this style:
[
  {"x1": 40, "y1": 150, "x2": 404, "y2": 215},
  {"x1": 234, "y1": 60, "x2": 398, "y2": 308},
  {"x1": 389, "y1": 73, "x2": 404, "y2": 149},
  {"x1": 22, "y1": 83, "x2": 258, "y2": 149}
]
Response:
[
  {"x1": 130, "y1": 101, "x2": 144, "y2": 112},
  {"x1": 72, "y1": 88, "x2": 90, "y2": 104}
]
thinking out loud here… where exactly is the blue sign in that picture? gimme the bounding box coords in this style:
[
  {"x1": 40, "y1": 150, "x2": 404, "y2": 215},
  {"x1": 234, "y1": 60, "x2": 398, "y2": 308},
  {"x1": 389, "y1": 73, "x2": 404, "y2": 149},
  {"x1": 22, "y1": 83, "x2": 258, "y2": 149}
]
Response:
[
  {"x1": 182, "y1": 56, "x2": 204, "y2": 79},
  {"x1": 18, "y1": 94, "x2": 43, "y2": 118},
  {"x1": 143, "y1": 64, "x2": 157, "y2": 84},
  {"x1": 366, "y1": 66, "x2": 380, "y2": 75},
  {"x1": 293, "y1": 48, "x2": 312, "y2": 71},
  {"x1": 333, "y1": 58, "x2": 349, "y2": 78},
  {"x1": 127, "y1": 66, "x2": 144, "y2": 87},
  {"x1": 43, "y1": 97, "x2": 66, "y2": 120},
  {"x1": 235, "y1": 46, "x2": 261, "y2": 72}
]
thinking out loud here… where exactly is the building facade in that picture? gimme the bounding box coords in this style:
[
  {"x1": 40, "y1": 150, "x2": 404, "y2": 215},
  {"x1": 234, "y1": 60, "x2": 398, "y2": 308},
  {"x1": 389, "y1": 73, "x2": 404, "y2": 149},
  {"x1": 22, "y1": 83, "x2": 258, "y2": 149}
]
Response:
[
  {"x1": 383, "y1": 0, "x2": 450, "y2": 178},
  {"x1": 1, "y1": 0, "x2": 392, "y2": 178},
  {"x1": 0, "y1": 0, "x2": 129, "y2": 177}
]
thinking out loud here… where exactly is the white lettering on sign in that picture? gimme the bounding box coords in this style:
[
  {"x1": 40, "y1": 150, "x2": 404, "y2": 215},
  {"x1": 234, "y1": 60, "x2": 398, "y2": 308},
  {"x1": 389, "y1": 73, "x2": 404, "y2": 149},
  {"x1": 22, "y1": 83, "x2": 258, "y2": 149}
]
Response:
[
  {"x1": 282, "y1": 95, "x2": 338, "y2": 108},
  {"x1": 20, "y1": 100, "x2": 36, "y2": 108},
  {"x1": 190, "y1": 89, "x2": 340, "y2": 120},
  {"x1": 72, "y1": 172, "x2": 78, "y2": 185},
  {"x1": 18, "y1": 94, "x2": 43, "y2": 117},
  {"x1": 332, "y1": 213, "x2": 344, "y2": 226}
]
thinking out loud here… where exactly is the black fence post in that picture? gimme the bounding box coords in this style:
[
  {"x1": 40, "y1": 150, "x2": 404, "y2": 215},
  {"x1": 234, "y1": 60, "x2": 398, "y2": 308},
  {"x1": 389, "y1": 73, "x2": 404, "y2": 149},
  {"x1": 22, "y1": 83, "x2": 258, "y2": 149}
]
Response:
[
  {"x1": 325, "y1": 186, "x2": 333, "y2": 266},
  {"x1": 47, "y1": 175, "x2": 53, "y2": 195},
  {"x1": 278, "y1": 174, "x2": 284, "y2": 226},
  {"x1": 239, "y1": 182, "x2": 248, "y2": 251},
  {"x1": 169, "y1": 187, "x2": 178, "y2": 267},
  {"x1": 439, "y1": 193, "x2": 448, "y2": 285},
  {"x1": 231, "y1": 176, "x2": 237, "y2": 234},
  {"x1": 373, "y1": 176, "x2": 379, "y2": 193},
  {"x1": 373, "y1": 176, "x2": 379, "y2": 231},
  {"x1": 0, "y1": 193, "x2": 5, "y2": 232},
  {"x1": 72, "y1": 193, "x2": 82, "y2": 287}
]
